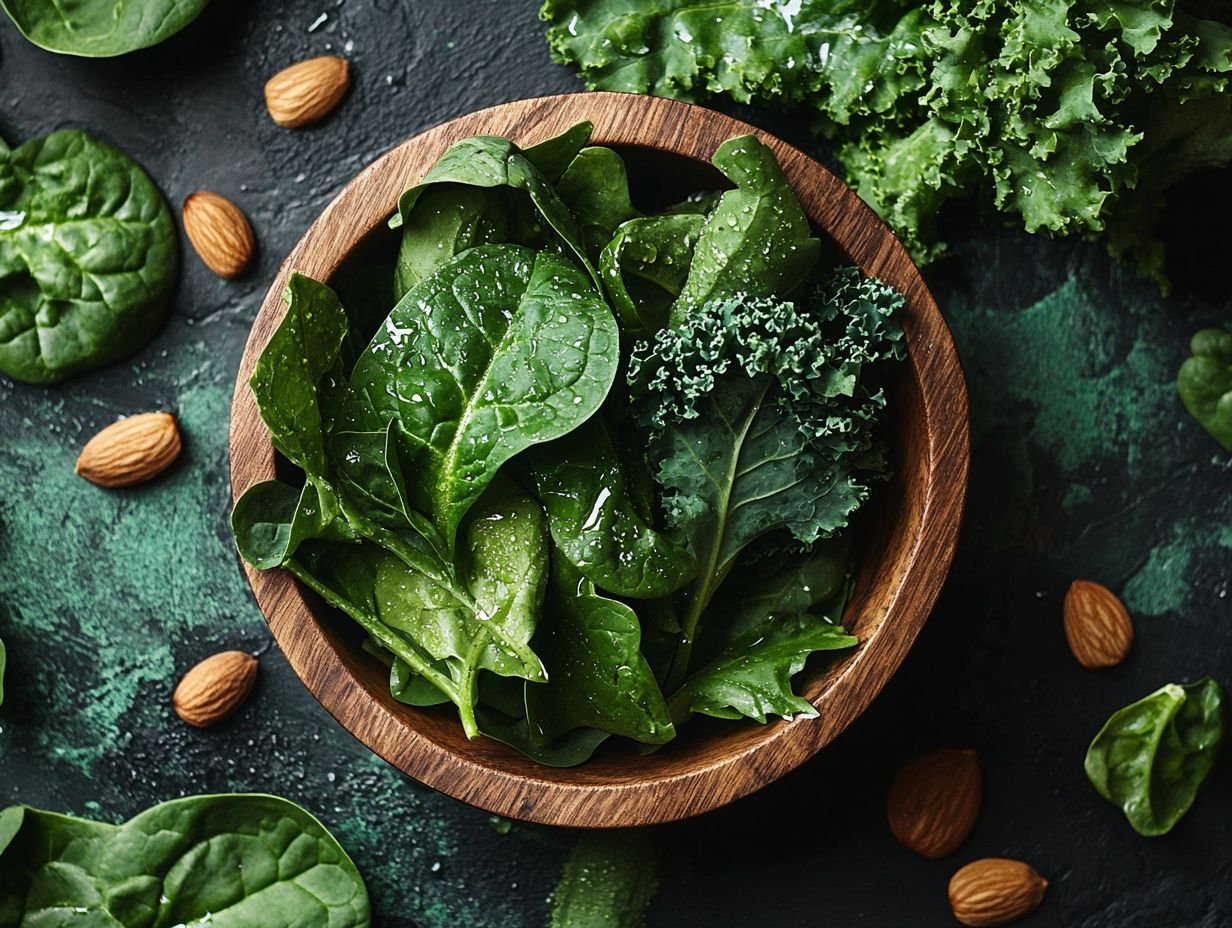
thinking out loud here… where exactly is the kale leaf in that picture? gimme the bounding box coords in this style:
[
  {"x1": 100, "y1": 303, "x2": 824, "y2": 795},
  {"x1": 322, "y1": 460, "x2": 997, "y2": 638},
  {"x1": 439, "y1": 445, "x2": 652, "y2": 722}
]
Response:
[{"x1": 543, "y1": 0, "x2": 1232, "y2": 283}]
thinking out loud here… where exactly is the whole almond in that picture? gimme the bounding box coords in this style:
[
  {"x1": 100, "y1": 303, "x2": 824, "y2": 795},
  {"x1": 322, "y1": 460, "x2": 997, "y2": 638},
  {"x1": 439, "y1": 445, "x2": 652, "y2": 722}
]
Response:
[
  {"x1": 173, "y1": 651, "x2": 258, "y2": 727},
  {"x1": 887, "y1": 748, "x2": 982, "y2": 858},
  {"x1": 75, "y1": 412, "x2": 181, "y2": 488},
  {"x1": 949, "y1": 858, "x2": 1047, "y2": 927},
  {"x1": 264, "y1": 56, "x2": 350, "y2": 128},
  {"x1": 1064, "y1": 580, "x2": 1133, "y2": 668},
  {"x1": 182, "y1": 191, "x2": 255, "y2": 278}
]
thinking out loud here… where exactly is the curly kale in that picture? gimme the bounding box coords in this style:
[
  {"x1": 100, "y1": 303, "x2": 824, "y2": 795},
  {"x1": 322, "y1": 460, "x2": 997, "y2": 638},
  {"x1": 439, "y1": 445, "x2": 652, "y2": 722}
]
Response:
[
  {"x1": 628, "y1": 264, "x2": 903, "y2": 697},
  {"x1": 544, "y1": 0, "x2": 1232, "y2": 284},
  {"x1": 630, "y1": 266, "x2": 904, "y2": 456}
]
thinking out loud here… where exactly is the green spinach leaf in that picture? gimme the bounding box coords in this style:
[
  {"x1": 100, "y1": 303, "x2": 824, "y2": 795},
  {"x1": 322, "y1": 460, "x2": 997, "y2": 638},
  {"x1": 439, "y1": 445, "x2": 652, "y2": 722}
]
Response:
[
  {"x1": 0, "y1": 794, "x2": 369, "y2": 926},
  {"x1": 600, "y1": 213, "x2": 702, "y2": 336},
  {"x1": 0, "y1": 129, "x2": 177, "y2": 383},
  {"x1": 348, "y1": 245, "x2": 619, "y2": 549},
  {"x1": 557, "y1": 146, "x2": 641, "y2": 261},
  {"x1": 249, "y1": 273, "x2": 348, "y2": 506},
  {"x1": 550, "y1": 830, "x2": 658, "y2": 928},
  {"x1": 232, "y1": 479, "x2": 356, "y2": 571},
  {"x1": 476, "y1": 708, "x2": 611, "y2": 767},
  {"x1": 526, "y1": 561, "x2": 674, "y2": 745},
  {"x1": 1085, "y1": 678, "x2": 1225, "y2": 836},
  {"x1": 292, "y1": 479, "x2": 550, "y2": 737},
  {"x1": 671, "y1": 135, "x2": 819, "y2": 323},
  {"x1": 393, "y1": 128, "x2": 598, "y2": 295},
  {"x1": 1178, "y1": 328, "x2": 1232, "y2": 451},
  {"x1": 0, "y1": 633, "x2": 5, "y2": 708},
  {"x1": 0, "y1": 0, "x2": 209, "y2": 56},
  {"x1": 530, "y1": 415, "x2": 695, "y2": 598}
]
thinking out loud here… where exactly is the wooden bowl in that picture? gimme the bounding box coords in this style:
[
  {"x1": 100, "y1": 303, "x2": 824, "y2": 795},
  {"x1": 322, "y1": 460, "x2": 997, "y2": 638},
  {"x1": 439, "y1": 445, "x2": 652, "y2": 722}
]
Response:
[{"x1": 229, "y1": 92, "x2": 968, "y2": 828}]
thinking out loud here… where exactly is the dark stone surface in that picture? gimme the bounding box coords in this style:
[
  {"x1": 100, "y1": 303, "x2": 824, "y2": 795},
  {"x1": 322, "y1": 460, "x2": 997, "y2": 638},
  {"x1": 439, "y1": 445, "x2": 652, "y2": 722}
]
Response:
[{"x1": 0, "y1": 3, "x2": 1229, "y2": 926}]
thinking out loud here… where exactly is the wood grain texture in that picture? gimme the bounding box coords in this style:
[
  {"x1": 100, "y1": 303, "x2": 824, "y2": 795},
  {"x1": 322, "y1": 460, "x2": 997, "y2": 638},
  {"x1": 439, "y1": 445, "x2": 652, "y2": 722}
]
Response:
[{"x1": 228, "y1": 92, "x2": 970, "y2": 827}]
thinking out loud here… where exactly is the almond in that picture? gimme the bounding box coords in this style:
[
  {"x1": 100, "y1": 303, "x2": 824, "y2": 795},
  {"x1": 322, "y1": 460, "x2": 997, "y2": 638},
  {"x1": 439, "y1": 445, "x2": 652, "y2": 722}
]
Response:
[
  {"x1": 75, "y1": 412, "x2": 181, "y2": 488},
  {"x1": 1064, "y1": 580, "x2": 1133, "y2": 668},
  {"x1": 182, "y1": 191, "x2": 255, "y2": 278},
  {"x1": 173, "y1": 651, "x2": 258, "y2": 728},
  {"x1": 887, "y1": 748, "x2": 982, "y2": 858},
  {"x1": 264, "y1": 55, "x2": 350, "y2": 128},
  {"x1": 949, "y1": 858, "x2": 1048, "y2": 927}
]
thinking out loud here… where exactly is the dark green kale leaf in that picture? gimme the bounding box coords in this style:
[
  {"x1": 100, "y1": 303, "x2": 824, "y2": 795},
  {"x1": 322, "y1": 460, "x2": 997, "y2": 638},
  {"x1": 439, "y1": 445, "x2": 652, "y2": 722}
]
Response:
[
  {"x1": 1178, "y1": 328, "x2": 1232, "y2": 451},
  {"x1": 630, "y1": 268, "x2": 903, "y2": 690},
  {"x1": 1085, "y1": 678, "x2": 1225, "y2": 836},
  {"x1": 0, "y1": 129, "x2": 177, "y2": 383},
  {"x1": 544, "y1": 0, "x2": 1232, "y2": 283}
]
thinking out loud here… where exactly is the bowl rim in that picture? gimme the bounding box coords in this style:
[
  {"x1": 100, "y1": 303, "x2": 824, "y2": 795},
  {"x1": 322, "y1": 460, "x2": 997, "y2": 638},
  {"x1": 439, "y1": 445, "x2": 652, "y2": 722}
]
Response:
[{"x1": 228, "y1": 91, "x2": 969, "y2": 827}]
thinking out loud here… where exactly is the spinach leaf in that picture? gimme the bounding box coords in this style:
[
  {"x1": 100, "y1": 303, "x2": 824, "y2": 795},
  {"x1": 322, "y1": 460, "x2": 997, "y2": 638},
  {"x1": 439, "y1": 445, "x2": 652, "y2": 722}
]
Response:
[
  {"x1": 232, "y1": 479, "x2": 356, "y2": 571},
  {"x1": 0, "y1": 0, "x2": 208, "y2": 56},
  {"x1": 600, "y1": 213, "x2": 702, "y2": 336},
  {"x1": 476, "y1": 708, "x2": 611, "y2": 767},
  {"x1": 0, "y1": 633, "x2": 5, "y2": 708},
  {"x1": 674, "y1": 613, "x2": 856, "y2": 723},
  {"x1": 249, "y1": 273, "x2": 348, "y2": 506},
  {"x1": 0, "y1": 794, "x2": 369, "y2": 926},
  {"x1": 393, "y1": 127, "x2": 598, "y2": 295},
  {"x1": 291, "y1": 478, "x2": 550, "y2": 737},
  {"x1": 671, "y1": 135, "x2": 820, "y2": 323},
  {"x1": 525, "y1": 561, "x2": 674, "y2": 745},
  {"x1": 0, "y1": 129, "x2": 176, "y2": 383},
  {"x1": 557, "y1": 147, "x2": 641, "y2": 261},
  {"x1": 530, "y1": 416, "x2": 695, "y2": 598},
  {"x1": 348, "y1": 245, "x2": 619, "y2": 549},
  {"x1": 550, "y1": 830, "x2": 658, "y2": 928},
  {"x1": 1085, "y1": 678, "x2": 1225, "y2": 836},
  {"x1": 1178, "y1": 328, "x2": 1232, "y2": 451}
]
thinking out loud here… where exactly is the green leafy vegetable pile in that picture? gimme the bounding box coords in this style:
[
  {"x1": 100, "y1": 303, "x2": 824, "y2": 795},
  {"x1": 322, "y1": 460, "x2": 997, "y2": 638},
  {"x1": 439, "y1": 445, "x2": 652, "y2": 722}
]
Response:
[
  {"x1": 1178, "y1": 328, "x2": 1232, "y2": 451},
  {"x1": 1085, "y1": 678, "x2": 1225, "y2": 836},
  {"x1": 0, "y1": 794, "x2": 370, "y2": 925},
  {"x1": 542, "y1": 0, "x2": 1232, "y2": 283},
  {"x1": 1, "y1": 0, "x2": 210, "y2": 56},
  {"x1": 232, "y1": 122, "x2": 903, "y2": 765},
  {"x1": 0, "y1": 129, "x2": 178, "y2": 383}
]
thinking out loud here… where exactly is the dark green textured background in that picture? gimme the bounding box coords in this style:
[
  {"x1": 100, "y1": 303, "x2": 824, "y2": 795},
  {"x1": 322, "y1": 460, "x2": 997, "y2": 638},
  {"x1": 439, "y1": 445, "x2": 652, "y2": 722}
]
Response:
[{"x1": 1, "y1": 3, "x2": 1229, "y2": 925}]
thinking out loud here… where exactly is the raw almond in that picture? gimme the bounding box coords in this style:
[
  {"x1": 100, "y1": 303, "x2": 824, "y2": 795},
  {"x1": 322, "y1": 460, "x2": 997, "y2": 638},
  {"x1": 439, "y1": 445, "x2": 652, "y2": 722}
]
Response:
[
  {"x1": 887, "y1": 748, "x2": 982, "y2": 858},
  {"x1": 264, "y1": 55, "x2": 350, "y2": 128},
  {"x1": 1064, "y1": 580, "x2": 1133, "y2": 668},
  {"x1": 949, "y1": 858, "x2": 1048, "y2": 927},
  {"x1": 182, "y1": 191, "x2": 255, "y2": 278},
  {"x1": 173, "y1": 651, "x2": 258, "y2": 728},
  {"x1": 75, "y1": 412, "x2": 181, "y2": 488}
]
